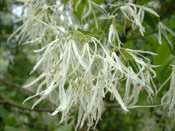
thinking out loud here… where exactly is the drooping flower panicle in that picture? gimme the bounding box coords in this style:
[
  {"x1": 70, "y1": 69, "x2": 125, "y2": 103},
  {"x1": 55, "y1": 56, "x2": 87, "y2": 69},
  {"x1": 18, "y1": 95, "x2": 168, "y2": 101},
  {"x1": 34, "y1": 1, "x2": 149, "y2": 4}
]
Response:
[
  {"x1": 159, "y1": 65, "x2": 175, "y2": 115},
  {"x1": 9, "y1": 0, "x2": 175, "y2": 130}
]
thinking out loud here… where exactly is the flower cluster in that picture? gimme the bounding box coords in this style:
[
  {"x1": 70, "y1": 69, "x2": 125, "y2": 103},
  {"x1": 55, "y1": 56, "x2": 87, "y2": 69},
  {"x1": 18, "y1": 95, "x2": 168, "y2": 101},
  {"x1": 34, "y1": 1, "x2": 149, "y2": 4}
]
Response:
[
  {"x1": 159, "y1": 65, "x2": 175, "y2": 115},
  {"x1": 11, "y1": 0, "x2": 175, "y2": 130},
  {"x1": 158, "y1": 22, "x2": 175, "y2": 50},
  {"x1": 120, "y1": 0, "x2": 159, "y2": 36}
]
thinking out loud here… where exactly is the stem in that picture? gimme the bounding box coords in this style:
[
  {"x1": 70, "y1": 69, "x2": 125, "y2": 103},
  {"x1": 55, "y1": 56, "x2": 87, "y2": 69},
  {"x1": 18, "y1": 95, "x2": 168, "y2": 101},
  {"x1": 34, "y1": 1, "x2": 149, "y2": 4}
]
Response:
[
  {"x1": 126, "y1": 30, "x2": 157, "y2": 42},
  {"x1": 0, "y1": 78, "x2": 58, "y2": 107},
  {"x1": 0, "y1": 93, "x2": 54, "y2": 112}
]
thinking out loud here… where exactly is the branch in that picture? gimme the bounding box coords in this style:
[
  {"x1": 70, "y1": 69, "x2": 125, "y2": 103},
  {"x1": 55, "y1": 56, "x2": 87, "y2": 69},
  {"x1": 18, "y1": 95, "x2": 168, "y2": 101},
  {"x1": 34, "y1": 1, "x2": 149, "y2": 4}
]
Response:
[
  {"x1": 0, "y1": 34, "x2": 10, "y2": 39},
  {"x1": 0, "y1": 93, "x2": 54, "y2": 113},
  {"x1": 0, "y1": 78, "x2": 33, "y2": 94},
  {"x1": 0, "y1": 78, "x2": 57, "y2": 107},
  {"x1": 22, "y1": 122, "x2": 48, "y2": 131},
  {"x1": 106, "y1": 103, "x2": 120, "y2": 108}
]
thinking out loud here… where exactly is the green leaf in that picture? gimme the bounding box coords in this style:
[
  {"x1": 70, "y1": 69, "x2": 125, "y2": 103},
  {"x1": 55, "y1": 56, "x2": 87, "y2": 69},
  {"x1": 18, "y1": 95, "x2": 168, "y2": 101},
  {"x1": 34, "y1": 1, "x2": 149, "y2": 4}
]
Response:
[
  {"x1": 144, "y1": 12, "x2": 156, "y2": 30},
  {"x1": 153, "y1": 40, "x2": 175, "y2": 82}
]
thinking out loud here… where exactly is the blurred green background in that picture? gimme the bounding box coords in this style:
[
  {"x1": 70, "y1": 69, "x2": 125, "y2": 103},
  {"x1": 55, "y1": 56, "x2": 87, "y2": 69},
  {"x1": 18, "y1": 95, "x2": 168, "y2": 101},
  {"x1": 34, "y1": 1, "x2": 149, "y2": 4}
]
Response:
[{"x1": 0, "y1": 0, "x2": 175, "y2": 130}]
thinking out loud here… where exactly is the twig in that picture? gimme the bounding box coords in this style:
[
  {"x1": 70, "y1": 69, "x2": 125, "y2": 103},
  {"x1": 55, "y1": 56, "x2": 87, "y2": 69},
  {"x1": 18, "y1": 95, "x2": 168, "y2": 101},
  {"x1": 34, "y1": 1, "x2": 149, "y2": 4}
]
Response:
[
  {"x1": 0, "y1": 78, "x2": 58, "y2": 107},
  {"x1": 0, "y1": 78, "x2": 33, "y2": 94},
  {"x1": 0, "y1": 93, "x2": 54, "y2": 112},
  {"x1": 22, "y1": 122, "x2": 48, "y2": 131},
  {"x1": 126, "y1": 30, "x2": 157, "y2": 42},
  {"x1": 0, "y1": 34, "x2": 10, "y2": 40},
  {"x1": 106, "y1": 103, "x2": 120, "y2": 108}
]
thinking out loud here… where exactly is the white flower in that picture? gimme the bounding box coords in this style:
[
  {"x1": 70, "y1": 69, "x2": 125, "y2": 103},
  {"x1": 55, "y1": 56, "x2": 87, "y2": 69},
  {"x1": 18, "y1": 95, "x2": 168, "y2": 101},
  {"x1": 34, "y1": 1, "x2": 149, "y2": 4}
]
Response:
[
  {"x1": 8, "y1": 0, "x2": 68, "y2": 45},
  {"x1": 76, "y1": 0, "x2": 107, "y2": 30},
  {"x1": 120, "y1": 0, "x2": 159, "y2": 36},
  {"x1": 10, "y1": 0, "x2": 164, "y2": 129},
  {"x1": 158, "y1": 22, "x2": 175, "y2": 50},
  {"x1": 160, "y1": 65, "x2": 175, "y2": 115},
  {"x1": 22, "y1": 31, "x2": 158, "y2": 129},
  {"x1": 108, "y1": 24, "x2": 123, "y2": 48}
]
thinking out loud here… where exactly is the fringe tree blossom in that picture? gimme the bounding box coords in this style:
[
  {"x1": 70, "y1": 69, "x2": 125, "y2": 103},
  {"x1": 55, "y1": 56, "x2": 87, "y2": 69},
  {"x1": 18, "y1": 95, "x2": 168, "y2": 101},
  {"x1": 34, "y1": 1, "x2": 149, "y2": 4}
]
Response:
[
  {"x1": 159, "y1": 65, "x2": 175, "y2": 115},
  {"x1": 120, "y1": 0, "x2": 159, "y2": 36},
  {"x1": 10, "y1": 0, "x2": 175, "y2": 130},
  {"x1": 108, "y1": 24, "x2": 123, "y2": 48},
  {"x1": 158, "y1": 22, "x2": 175, "y2": 50},
  {"x1": 23, "y1": 34, "x2": 157, "y2": 129},
  {"x1": 75, "y1": 0, "x2": 107, "y2": 29}
]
